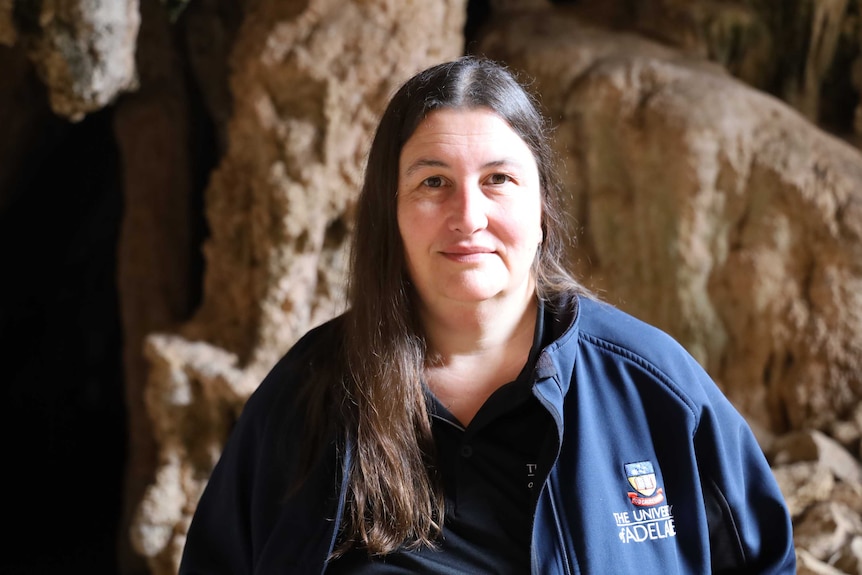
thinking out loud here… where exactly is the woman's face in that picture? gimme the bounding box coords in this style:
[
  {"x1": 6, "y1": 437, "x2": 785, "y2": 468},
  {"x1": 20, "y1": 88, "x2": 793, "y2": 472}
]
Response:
[{"x1": 397, "y1": 107, "x2": 543, "y2": 311}]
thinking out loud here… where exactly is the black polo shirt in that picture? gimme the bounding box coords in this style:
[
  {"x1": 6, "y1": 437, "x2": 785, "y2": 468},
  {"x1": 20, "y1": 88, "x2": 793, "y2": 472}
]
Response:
[{"x1": 326, "y1": 303, "x2": 556, "y2": 574}]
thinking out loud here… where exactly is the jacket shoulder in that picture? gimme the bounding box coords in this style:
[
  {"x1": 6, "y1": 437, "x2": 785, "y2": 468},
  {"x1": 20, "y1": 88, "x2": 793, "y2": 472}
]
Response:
[
  {"x1": 572, "y1": 296, "x2": 715, "y2": 412},
  {"x1": 575, "y1": 298, "x2": 692, "y2": 366}
]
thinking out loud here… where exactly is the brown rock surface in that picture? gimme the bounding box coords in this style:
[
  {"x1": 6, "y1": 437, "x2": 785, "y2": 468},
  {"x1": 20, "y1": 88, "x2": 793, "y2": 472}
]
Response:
[
  {"x1": 794, "y1": 502, "x2": 862, "y2": 563},
  {"x1": 113, "y1": 0, "x2": 206, "y2": 571},
  {"x1": 560, "y1": 0, "x2": 861, "y2": 137},
  {"x1": 774, "y1": 461, "x2": 837, "y2": 518},
  {"x1": 769, "y1": 423, "x2": 862, "y2": 568},
  {"x1": 10, "y1": 0, "x2": 140, "y2": 120},
  {"x1": 798, "y1": 548, "x2": 854, "y2": 575},
  {"x1": 773, "y1": 430, "x2": 862, "y2": 486},
  {"x1": 834, "y1": 535, "x2": 862, "y2": 574}
]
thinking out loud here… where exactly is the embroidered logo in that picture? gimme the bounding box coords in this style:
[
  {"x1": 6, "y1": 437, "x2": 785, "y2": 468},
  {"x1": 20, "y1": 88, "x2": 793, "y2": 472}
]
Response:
[
  {"x1": 625, "y1": 461, "x2": 664, "y2": 507},
  {"x1": 612, "y1": 460, "x2": 677, "y2": 544}
]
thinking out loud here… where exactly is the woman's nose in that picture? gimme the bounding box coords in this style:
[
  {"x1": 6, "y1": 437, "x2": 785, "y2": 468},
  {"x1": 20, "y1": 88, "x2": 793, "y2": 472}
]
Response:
[{"x1": 447, "y1": 181, "x2": 488, "y2": 234}]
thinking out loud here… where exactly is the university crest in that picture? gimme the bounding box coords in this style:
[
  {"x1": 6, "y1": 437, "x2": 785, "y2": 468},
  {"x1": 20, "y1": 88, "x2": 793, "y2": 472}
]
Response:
[{"x1": 625, "y1": 461, "x2": 664, "y2": 507}]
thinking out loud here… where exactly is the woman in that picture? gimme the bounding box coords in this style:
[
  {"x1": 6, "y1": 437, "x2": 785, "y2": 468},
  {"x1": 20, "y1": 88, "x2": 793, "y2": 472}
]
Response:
[{"x1": 180, "y1": 57, "x2": 795, "y2": 574}]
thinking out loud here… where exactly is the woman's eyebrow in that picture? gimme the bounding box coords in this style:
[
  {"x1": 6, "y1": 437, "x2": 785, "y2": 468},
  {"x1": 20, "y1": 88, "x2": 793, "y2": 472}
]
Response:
[{"x1": 404, "y1": 158, "x2": 449, "y2": 176}]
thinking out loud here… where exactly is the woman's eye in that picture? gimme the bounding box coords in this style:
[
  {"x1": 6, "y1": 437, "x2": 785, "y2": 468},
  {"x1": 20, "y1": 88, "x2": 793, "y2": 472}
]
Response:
[
  {"x1": 488, "y1": 173, "x2": 511, "y2": 185},
  {"x1": 422, "y1": 176, "x2": 444, "y2": 188}
]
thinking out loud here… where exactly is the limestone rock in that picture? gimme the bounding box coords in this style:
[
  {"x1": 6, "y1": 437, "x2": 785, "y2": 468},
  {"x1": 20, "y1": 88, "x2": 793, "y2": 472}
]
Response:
[
  {"x1": 478, "y1": 8, "x2": 862, "y2": 433},
  {"x1": 795, "y1": 501, "x2": 862, "y2": 562},
  {"x1": 11, "y1": 0, "x2": 141, "y2": 121},
  {"x1": 798, "y1": 548, "x2": 853, "y2": 575},
  {"x1": 833, "y1": 535, "x2": 862, "y2": 574},
  {"x1": 625, "y1": 0, "x2": 860, "y2": 132},
  {"x1": 830, "y1": 418, "x2": 862, "y2": 455},
  {"x1": 773, "y1": 461, "x2": 836, "y2": 518},
  {"x1": 832, "y1": 481, "x2": 862, "y2": 517},
  {"x1": 772, "y1": 430, "x2": 862, "y2": 487},
  {"x1": 770, "y1": 427, "x2": 862, "y2": 569}
]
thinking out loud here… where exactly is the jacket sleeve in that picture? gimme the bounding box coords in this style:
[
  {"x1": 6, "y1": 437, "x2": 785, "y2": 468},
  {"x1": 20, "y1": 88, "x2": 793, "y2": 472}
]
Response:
[{"x1": 694, "y1": 378, "x2": 796, "y2": 574}]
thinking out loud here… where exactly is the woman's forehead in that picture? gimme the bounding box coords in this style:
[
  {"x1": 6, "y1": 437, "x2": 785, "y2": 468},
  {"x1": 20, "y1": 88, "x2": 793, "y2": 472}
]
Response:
[{"x1": 400, "y1": 108, "x2": 533, "y2": 165}]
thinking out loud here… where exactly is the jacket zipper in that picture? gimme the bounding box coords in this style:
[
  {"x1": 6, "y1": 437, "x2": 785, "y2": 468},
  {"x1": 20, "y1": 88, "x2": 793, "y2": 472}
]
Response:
[
  {"x1": 543, "y1": 483, "x2": 574, "y2": 575},
  {"x1": 531, "y1": 474, "x2": 576, "y2": 575},
  {"x1": 531, "y1": 373, "x2": 578, "y2": 575}
]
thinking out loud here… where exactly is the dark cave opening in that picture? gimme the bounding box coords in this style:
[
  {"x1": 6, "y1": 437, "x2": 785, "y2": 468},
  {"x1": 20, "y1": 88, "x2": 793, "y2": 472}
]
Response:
[
  {"x1": 0, "y1": 21, "x2": 215, "y2": 571},
  {"x1": 0, "y1": 104, "x2": 127, "y2": 573}
]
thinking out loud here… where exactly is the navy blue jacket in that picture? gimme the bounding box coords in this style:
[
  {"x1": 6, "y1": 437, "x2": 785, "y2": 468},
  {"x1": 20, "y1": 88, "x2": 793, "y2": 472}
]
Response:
[{"x1": 180, "y1": 295, "x2": 796, "y2": 574}]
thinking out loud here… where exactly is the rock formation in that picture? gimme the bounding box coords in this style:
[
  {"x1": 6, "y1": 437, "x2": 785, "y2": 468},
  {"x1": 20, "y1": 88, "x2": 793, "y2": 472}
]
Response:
[{"x1": 1, "y1": 0, "x2": 140, "y2": 121}]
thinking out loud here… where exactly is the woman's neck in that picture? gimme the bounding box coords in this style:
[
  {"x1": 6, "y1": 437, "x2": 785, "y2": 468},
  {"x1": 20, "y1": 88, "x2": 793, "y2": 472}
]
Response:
[{"x1": 421, "y1": 291, "x2": 538, "y2": 425}]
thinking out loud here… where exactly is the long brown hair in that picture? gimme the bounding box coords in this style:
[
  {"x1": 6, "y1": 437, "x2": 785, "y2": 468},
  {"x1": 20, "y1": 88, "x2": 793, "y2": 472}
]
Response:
[{"x1": 315, "y1": 56, "x2": 587, "y2": 556}]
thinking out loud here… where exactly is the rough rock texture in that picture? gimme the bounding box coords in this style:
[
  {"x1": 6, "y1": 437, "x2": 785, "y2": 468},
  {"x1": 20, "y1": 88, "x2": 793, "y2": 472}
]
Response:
[
  {"x1": 616, "y1": 0, "x2": 862, "y2": 135},
  {"x1": 10, "y1": 0, "x2": 140, "y2": 120},
  {"x1": 771, "y1": 427, "x2": 862, "y2": 572},
  {"x1": 128, "y1": 1, "x2": 467, "y2": 573},
  {"x1": 478, "y1": 7, "x2": 862, "y2": 435}
]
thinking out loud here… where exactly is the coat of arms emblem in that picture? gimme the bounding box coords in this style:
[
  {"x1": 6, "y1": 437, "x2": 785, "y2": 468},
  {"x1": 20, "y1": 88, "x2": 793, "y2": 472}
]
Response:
[{"x1": 625, "y1": 461, "x2": 664, "y2": 506}]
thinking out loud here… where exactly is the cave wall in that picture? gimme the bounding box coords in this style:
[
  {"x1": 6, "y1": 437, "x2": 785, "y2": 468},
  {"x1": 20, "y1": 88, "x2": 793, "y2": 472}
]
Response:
[{"x1": 1, "y1": 0, "x2": 861, "y2": 573}]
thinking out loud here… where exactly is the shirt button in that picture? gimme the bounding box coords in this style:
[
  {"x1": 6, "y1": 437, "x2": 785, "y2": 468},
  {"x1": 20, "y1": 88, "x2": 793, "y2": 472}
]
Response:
[{"x1": 460, "y1": 445, "x2": 473, "y2": 458}]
